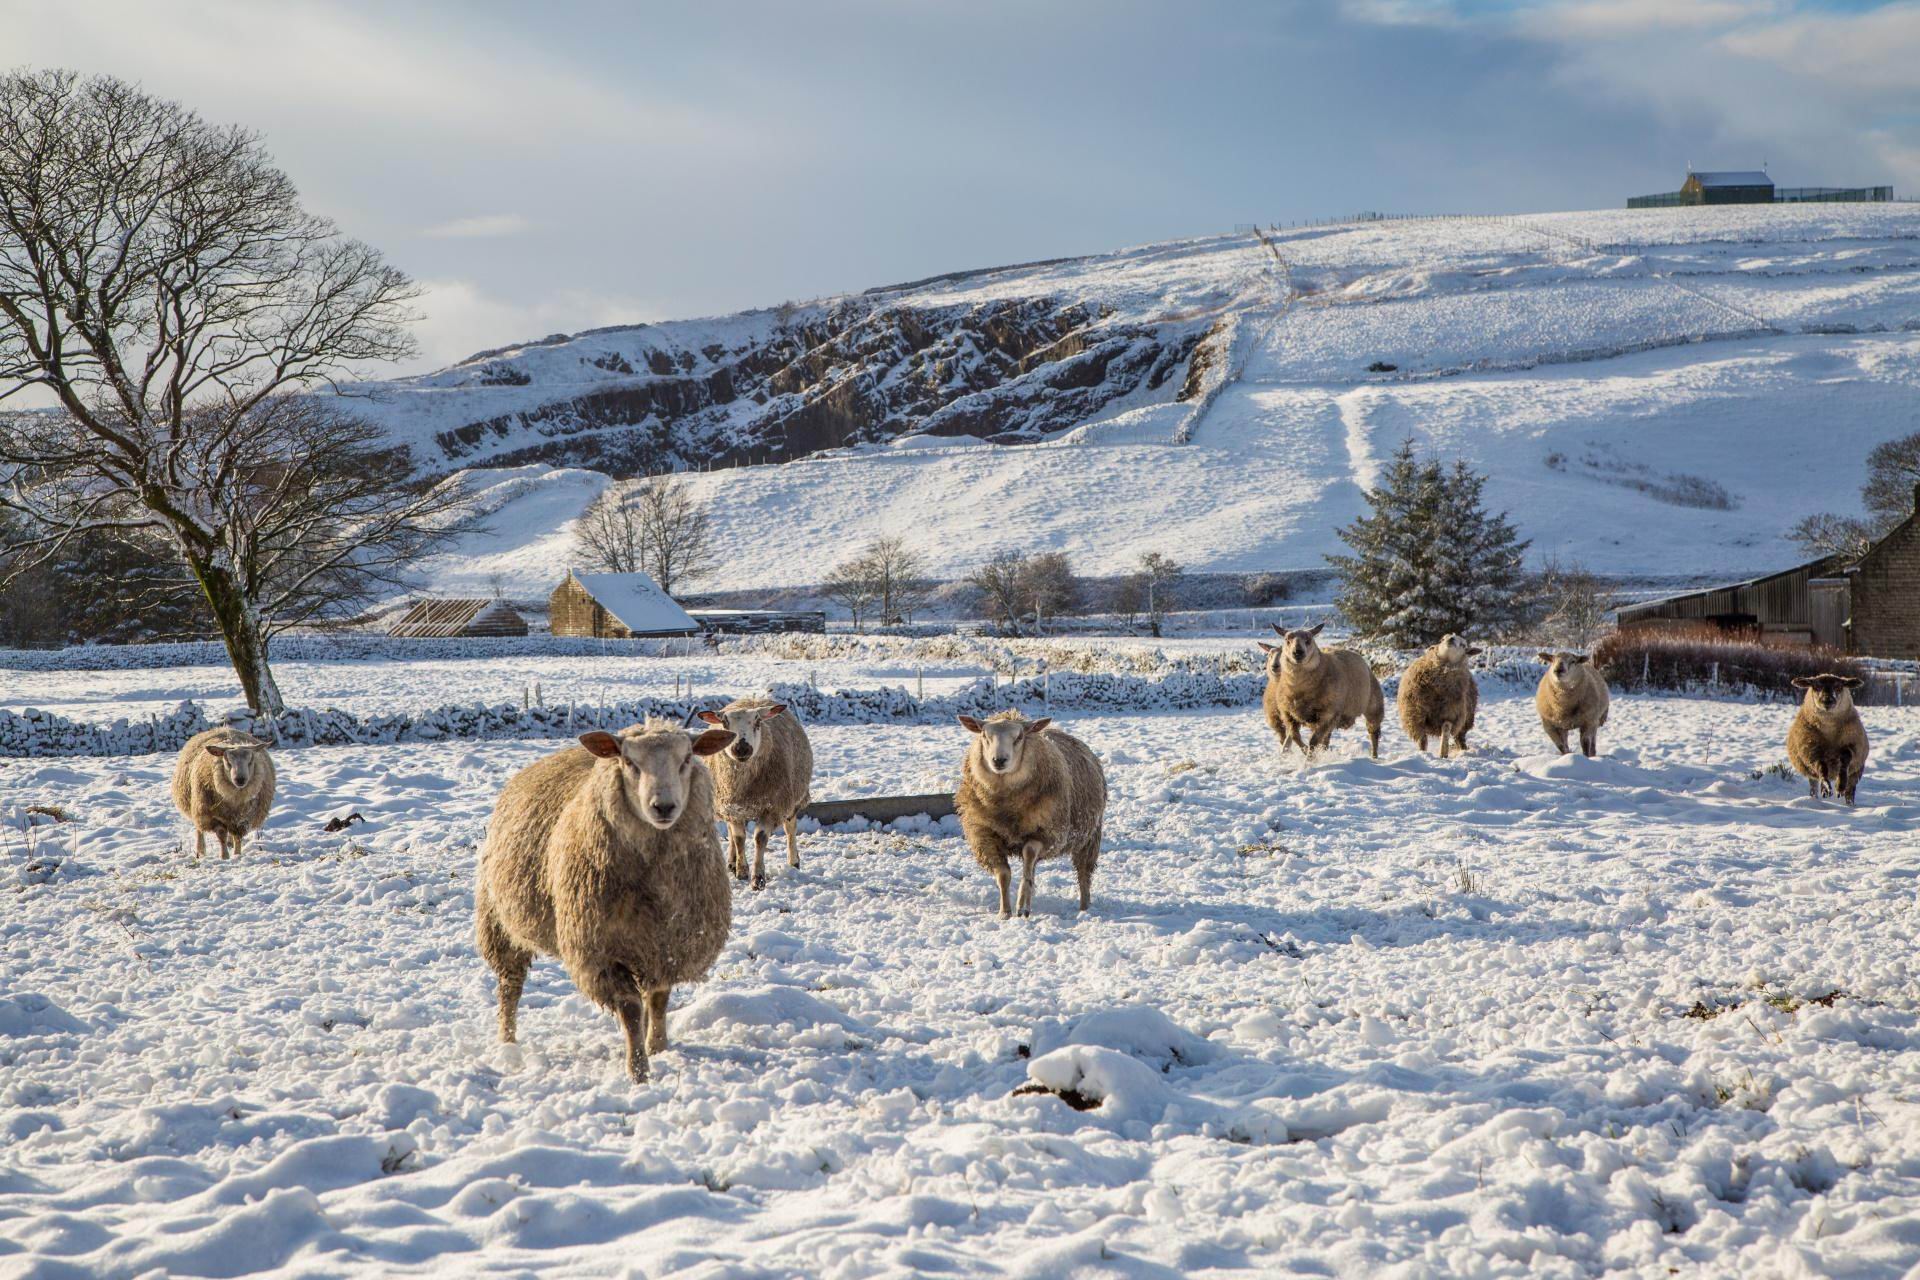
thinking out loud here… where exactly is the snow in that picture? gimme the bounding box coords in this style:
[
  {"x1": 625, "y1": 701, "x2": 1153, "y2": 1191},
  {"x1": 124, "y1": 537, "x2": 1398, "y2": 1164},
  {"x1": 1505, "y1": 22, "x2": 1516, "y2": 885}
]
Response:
[
  {"x1": 5, "y1": 642, "x2": 1920, "y2": 1276},
  {"x1": 354, "y1": 205, "x2": 1920, "y2": 600},
  {"x1": 567, "y1": 572, "x2": 698, "y2": 636}
]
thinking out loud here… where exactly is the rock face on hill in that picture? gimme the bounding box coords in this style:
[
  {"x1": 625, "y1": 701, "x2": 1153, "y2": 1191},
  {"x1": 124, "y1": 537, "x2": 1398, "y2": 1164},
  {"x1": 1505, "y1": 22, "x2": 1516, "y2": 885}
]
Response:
[{"x1": 352, "y1": 246, "x2": 1246, "y2": 479}]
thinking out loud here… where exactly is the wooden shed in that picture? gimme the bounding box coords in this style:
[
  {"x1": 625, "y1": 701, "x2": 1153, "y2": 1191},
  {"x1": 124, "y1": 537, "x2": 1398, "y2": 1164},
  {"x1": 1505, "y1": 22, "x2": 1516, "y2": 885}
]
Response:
[
  {"x1": 388, "y1": 598, "x2": 529, "y2": 638},
  {"x1": 549, "y1": 571, "x2": 699, "y2": 639},
  {"x1": 1614, "y1": 554, "x2": 1847, "y2": 646}
]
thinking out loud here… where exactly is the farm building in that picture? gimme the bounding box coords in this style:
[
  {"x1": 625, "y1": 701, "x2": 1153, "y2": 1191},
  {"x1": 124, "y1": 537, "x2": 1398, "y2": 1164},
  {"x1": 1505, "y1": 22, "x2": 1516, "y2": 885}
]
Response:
[
  {"x1": 387, "y1": 598, "x2": 529, "y2": 638},
  {"x1": 686, "y1": 609, "x2": 827, "y2": 635},
  {"x1": 1615, "y1": 555, "x2": 1848, "y2": 646},
  {"x1": 549, "y1": 571, "x2": 699, "y2": 639},
  {"x1": 1629, "y1": 168, "x2": 1892, "y2": 209},
  {"x1": 1617, "y1": 487, "x2": 1920, "y2": 658}
]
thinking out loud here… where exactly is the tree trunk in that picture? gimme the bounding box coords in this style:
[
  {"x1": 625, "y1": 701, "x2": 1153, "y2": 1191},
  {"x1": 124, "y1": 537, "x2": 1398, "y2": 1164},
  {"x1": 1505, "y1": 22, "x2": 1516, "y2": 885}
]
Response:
[{"x1": 188, "y1": 555, "x2": 286, "y2": 716}]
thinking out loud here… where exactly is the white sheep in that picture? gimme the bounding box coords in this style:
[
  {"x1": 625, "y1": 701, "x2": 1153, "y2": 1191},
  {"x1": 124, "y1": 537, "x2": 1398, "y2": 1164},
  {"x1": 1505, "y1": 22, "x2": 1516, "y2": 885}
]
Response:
[
  {"x1": 170, "y1": 728, "x2": 275, "y2": 859},
  {"x1": 697, "y1": 699, "x2": 813, "y2": 889}
]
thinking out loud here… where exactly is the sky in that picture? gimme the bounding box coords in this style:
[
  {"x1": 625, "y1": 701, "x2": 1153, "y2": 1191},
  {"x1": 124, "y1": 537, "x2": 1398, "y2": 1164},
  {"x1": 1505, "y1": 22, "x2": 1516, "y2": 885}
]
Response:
[{"x1": 5, "y1": 0, "x2": 1919, "y2": 376}]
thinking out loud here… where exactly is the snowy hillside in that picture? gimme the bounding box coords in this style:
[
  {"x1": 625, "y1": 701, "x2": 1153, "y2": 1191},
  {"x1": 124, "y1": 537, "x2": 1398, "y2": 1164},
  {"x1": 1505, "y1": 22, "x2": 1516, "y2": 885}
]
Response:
[{"x1": 375, "y1": 205, "x2": 1920, "y2": 596}]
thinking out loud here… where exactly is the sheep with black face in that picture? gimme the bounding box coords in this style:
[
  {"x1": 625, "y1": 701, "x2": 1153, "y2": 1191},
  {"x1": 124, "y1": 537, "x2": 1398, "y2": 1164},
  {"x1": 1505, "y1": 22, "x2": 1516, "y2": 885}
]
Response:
[
  {"x1": 1788, "y1": 674, "x2": 1868, "y2": 804},
  {"x1": 474, "y1": 718, "x2": 736, "y2": 1083}
]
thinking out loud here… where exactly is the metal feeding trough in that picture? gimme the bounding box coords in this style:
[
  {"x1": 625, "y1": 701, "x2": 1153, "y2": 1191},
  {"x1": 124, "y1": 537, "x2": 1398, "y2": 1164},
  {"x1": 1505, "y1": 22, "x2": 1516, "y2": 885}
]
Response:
[{"x1": 803, "y1": 793, "x2": 956, "y2": 826}]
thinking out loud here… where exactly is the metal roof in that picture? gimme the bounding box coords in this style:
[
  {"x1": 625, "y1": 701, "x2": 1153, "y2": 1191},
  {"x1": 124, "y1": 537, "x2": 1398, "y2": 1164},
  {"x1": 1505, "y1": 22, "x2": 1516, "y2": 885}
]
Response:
[
  {"x1": 570, "y1": 572, "x2": 699, "y2": 635},
  {"x1": 1690, "y1": 170, "x2": 1773, "y2": 188}
]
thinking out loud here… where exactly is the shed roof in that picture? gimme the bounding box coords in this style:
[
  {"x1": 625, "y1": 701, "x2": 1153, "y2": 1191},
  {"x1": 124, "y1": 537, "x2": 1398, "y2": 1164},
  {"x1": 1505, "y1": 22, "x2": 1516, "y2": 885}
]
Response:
[
  {"x1": 388, "y1": 598, "x2": 529, "y2": 637},
  {"x1": 1691, "y1": 170, "x2": 1773, "y2": 188},
  {"x1": 569, "y1": 571, "x2": 699, "y2": 634}
]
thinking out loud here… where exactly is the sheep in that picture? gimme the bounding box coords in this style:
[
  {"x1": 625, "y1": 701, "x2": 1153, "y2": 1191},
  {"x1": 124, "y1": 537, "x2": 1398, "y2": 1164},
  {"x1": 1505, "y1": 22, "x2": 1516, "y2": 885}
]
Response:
[
  {"x1": 1257, "y1": 623, "x2": 1384, "y2": 758},
  {"x1": 954, "y1": 711, "x2": 1106, "y2": 918},
  {"x1": 1788, "y1": 674, "x2": 1868, "y2": 804},
  {"x1": 474, "y1": 718, "x2": 737, "y2": 1083},
  {"x1": 1535, "y1": 651, "x2": 1610, "y2": 756},
  {"x1": 170, "y1": 727, "x2": 275, "y2": 859},
  {"x1": 697, "y1": 698, "x2": 814, "y2": 890},
  {"x1": 1399, "y1": 633, "x2": 1482, "y2": 757}
]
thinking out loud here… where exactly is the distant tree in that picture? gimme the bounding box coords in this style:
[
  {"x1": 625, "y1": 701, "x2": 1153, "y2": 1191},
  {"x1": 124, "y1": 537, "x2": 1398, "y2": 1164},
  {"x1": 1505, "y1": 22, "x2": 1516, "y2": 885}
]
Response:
[
  {"x1": 822, "y1": 552, "x2": 880, "y2": 630},
  {"x1": 968, "y1": 550, "x2": 1030, "y2": 634},
  {"x1": 1021, "y1": 551, "x2": 1079, "y2": 633},
  {"x1": 866, "y1": 536, "x2": 932, "y2": 625},
  {"x1": 1787, "y1": 429, "x2": 1920, "y2": 564},
  {"x1": 1531, "y1": 556, "x2": 1611, "y2": 650},
  {"x1": 0, "y1": 71, "x2": 453, "y2": 713},
  {"x1": 1787, "y1": 512, "x2": 1877, "y2": 564},
  {"x1": 574, "y1": 475, "x2": 717, "y2": 596},
  {"x1": 1330, "y1": 440, "x2": 1530, "y2": 646},
  {"x1": 573, "y1": 487, "x2": 646, "y2": 574},
  {"x1": 1109, "y1": 574, "x2": 1147, "y2": 632},
  {"x1": 1137, "y1": 551, "x2": 1182, "y2": 636}
]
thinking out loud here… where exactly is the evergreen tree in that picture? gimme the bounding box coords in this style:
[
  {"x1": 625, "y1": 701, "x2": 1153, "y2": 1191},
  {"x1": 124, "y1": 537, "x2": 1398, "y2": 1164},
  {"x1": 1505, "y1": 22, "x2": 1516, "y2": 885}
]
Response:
[{"x1": 1330, "y1": 441, "x2": 1530, "y2": 646}]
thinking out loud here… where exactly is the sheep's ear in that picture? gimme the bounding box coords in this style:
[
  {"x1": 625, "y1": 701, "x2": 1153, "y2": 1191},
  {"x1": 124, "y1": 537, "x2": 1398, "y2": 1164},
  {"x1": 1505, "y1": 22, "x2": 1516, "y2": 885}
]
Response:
[
  {"x1": 1257, "y1": 641, "x2": 1278, "y2": 654},
  {"x1": 1306, "y1": 622, "x2": 1326, "y2": 636},
  {"x1": 691, "y1": 729, "x2": 735, "y2": 757},
  {"x1": 1570, "y1": 654, "x2": 1589, "y2": 664},
  {"x1": 1270, "y1": 623, "x2": 1287, "y2": 637},
  {"x1": 957, "y1": 715, "x2": 984, "y2": 733},
  {"x1": 1842, "y1": 676, "x2": 1865, "y2": 689},
  {"x1": 1023, "y1": 717, "x2": 1052, "y2": 737},
  {"x1": 1535, "y1": 651, "x2": 1553, "y2": 664},
  {"x1": 1467, "y1": 647, "x2": 1484, "y2": 657},
  {"x1": 579, "y1": 731, "x2": 621, "y2": 758},
  {"x1": 203, "y1": 743, "x2": 227, "y2": 758},
  {"x1": 696, "y1": 710, "x2": 725, "y2": 726},
  {"x1": 758, "y1": 704, "x2": 787, "y2": 721},
  {"x1": 1790, "y1": 677, "x2": 1811, "y2": 690}
]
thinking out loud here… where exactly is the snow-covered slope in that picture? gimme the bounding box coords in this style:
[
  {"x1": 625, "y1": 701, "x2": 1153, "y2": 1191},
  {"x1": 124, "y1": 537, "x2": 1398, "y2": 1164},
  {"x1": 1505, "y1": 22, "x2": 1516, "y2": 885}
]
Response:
[{"x1": 378, "y1": 206, "x2": 1920, "y2": 595}]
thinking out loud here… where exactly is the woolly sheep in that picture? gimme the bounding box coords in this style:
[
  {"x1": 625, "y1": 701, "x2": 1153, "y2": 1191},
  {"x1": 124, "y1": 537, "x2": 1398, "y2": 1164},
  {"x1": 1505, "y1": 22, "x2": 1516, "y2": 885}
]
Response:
[
  {"x1": 170, "y1": 727, "x2": 275, "y2": 859},
  {"x1": 954, "y1": 711, "x2": 1106, "y2": 918},
  {"x1": 474, "y1": 718, "x2": 736, "y2": 1082},
  {"x1": 697, "y1": 698, "x2": 813, "y2": 889},
  {"x1": 1535, "y1": 651, "x2": 1610, "y2": 757},
  {"x1": 1788, "y1": 674, "x2": 1868, "y2": 804},
  {"x1": 1258, "y1": 623, "x2": 1384, "y2": 758},
  {"x1": 1399, "y1": 633, "x2": 1481, "y2": 757}
]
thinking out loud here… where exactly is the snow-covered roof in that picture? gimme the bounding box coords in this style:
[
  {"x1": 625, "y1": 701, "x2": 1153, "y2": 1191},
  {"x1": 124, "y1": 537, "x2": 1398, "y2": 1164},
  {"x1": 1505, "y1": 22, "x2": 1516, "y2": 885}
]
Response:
[
  {"x1": 570, "y1": 572, "x2": 699, "y2": 635},
  {"x1": 1691, "y1": 170, "x2": 1772, "y2": 188}
]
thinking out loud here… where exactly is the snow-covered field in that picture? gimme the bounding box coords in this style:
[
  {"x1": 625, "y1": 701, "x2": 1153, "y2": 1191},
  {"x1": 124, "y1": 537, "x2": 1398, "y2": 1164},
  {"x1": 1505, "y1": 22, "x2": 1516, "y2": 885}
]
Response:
[
  {"x1": 383, "y1": 205, "x2": 1920, "y2": 603},
  {"x1": 6, "y1": 646, "x2": 1920, "y2": 1278}
]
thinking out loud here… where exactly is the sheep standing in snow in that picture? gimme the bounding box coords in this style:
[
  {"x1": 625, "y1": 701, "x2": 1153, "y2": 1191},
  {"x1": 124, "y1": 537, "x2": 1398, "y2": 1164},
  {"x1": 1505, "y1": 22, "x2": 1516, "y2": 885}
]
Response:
[
  {"x1": 1788, "y1": 674, "x2": 1869, "y2": 804},
  {"x1": 1399, "y1": 633, "x2": 1482, "y2": 757},
  {"x1": 170, "y1": 728, "x2": 275, "y2": 859},
  {"x1": 1535, "y1": 651, "x2": 1610, "y2": 756},
  {"x1": 1259, "y1": 623, "x2": 1384, "y2": 758},
  {"x1": 474, "y1": 719, "x2": 736, "y2": 1082},
  {"x1": 697, "y1": 699, "x2": 813, "y2": 889},
  {"x1": 954, "y1": 711, "x2": 1106, "y2": 918}
]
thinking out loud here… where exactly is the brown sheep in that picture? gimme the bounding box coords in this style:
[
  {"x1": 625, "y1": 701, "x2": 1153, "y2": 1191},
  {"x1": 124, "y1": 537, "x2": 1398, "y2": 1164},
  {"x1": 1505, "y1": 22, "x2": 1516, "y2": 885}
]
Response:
[
  {"x1": 474, "y1": 719, "x2": 736, "y2": 1082},
  {"x1": 1258, "y1": 623, "x2": 1384, "y2": 758},
  {"x1": 170, "y1": 727, "x2": 275, "y2": 859},
  {"x1": 954, "y1": 711, "x2": 1106, "y2": 918},
  {"x1": 1536, "y1": 651, "x2": 1610, "y2": 756},
  {"x1": 1399, "y1": 633, "x2": 1482, "y2": 757},
  {"x1": 1788, "y1": 674, "x2": 1868, "y2": 804},
  {"x1": 697, "y1": 699, "x2": 813, "y2": 890}
]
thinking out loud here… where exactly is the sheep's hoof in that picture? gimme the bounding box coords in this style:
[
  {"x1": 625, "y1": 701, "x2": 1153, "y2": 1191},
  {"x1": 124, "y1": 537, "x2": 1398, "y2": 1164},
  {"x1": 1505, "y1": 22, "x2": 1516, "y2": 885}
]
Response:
[
  {"x1": 751, "y1": 874, "x2": 766, "y2": 891},
  {"x1": 627, "y1": 1058, "x2": 650, "y2": 1084}
]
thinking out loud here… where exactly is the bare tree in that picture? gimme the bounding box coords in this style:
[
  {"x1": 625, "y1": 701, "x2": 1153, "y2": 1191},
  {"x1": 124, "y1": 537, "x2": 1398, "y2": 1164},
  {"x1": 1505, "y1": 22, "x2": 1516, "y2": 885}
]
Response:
[
  {"x1": 0, "y1": 71, "x2": 442, "y2": 713},
  {"x1": 1137, "y1": 551, "x2": 1182, "y2": 636},
  {"x1": 1021, "y1": 551, "x2": 1079, "y2": 634},
  {"x1": 866, "y1": 535, "x2": 931, "y2": 625},
  {"x1": 1531, "y1": 556, "x2": 1612, "y2": 649},
  {"x1": 1109, "y1": 573, "x2": 1146, "y2": 632},
  {"x1": 572, "y1": 486, "x2": 646, "y2": 574},
  {"x1": 1788, "y1": 512, "x2": 1879, "y2": 564},
  {"x1": 968, "y1": 550, "x2": 1029, "y2": 635},
  {"x1": 822, "y1": 551, "x2": 880, "y2": 629},
  {"x1": 634, "y1": 475, "x2": 717, "y2": 596},
  {"x1": 1786, "y1": 430, "x2": 1920, "y2": 565}
]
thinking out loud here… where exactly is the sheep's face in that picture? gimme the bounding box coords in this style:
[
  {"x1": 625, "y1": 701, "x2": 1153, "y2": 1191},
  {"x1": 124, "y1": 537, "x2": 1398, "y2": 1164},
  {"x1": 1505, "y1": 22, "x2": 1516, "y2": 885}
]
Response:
[
  {"x1": 1537, "y1": 651, "x2": 1590, "y2": 686},
  {"x1": 958, "y1": 714, "x2": 1051, "y2": 776},
  {"x1": 1792, "y1": 673, "x2": 1863, "y2": 716},
  {"x1": 203, "y1": 742, "x2": 265, "y2": 790},
  {"x1": 1260, "y1": 622, "x2": 1327, "y2": 675},
  {"x1": 580, "y1": 728, "x2": 733, "y2": 830},
  {"x1": 1434, "y1": 634, "x2": 1481, "y2": 667},
  {"x1": 697, "y1": 704, "x2": 787, "y2": 764}
]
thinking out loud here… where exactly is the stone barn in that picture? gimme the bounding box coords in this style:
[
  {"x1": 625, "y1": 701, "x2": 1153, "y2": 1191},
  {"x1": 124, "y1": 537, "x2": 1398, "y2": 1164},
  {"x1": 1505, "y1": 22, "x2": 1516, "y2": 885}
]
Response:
[
  {"x1": 549, "y1": 571, "x2": 699, "y2": 639},
  {"x1": 1840, "y1": 486, "x2": 1920, "y2": 659}
]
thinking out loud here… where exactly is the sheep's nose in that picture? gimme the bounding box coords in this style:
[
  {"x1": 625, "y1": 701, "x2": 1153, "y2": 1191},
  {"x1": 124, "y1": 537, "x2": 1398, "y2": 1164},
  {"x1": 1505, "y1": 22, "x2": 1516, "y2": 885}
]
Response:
[
  {"x1": 651, "y1": 801, "x2": 677, "y2": 820},
  {"x1": 991, "y1": 755, "x2": 1009, "y2": 769}
]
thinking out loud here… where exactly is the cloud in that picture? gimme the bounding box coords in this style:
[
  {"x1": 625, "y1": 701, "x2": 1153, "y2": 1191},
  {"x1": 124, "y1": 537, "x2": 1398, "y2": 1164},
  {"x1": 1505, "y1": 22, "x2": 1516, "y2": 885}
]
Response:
[
  {"x1": 423, "y1": 214, "x2": 531, "y2": 240},
  {"x1": 1720, "y1": 2, "x2": 1920, "y2": 95}
]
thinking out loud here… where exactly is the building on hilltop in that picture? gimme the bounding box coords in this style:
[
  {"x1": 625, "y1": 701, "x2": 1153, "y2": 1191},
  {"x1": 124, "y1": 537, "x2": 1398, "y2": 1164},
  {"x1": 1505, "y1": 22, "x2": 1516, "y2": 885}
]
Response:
[
  {"x1": 549, "y1": 570, "x2": 699, "y2": 639},
  {"x1": 1628, "y1": 168, "x2": 1891, "y2": 209}
]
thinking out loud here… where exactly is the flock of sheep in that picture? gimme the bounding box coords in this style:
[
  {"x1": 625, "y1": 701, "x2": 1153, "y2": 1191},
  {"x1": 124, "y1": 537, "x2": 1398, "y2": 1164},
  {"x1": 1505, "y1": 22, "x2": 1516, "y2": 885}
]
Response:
[{"x1": 165, "y1": 623, "x2": 1875, "y2": 1083}]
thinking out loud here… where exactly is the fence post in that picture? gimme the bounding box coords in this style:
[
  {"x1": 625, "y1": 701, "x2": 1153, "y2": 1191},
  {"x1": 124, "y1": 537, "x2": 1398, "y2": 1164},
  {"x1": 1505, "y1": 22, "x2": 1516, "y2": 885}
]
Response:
[{"x1": 1709, "y1": 662, "x2": 1718, "y2": 687}]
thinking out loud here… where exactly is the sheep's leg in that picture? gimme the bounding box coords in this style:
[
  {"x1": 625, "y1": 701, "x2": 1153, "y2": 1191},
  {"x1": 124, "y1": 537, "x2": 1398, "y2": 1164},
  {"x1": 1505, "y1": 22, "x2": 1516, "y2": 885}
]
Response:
[
  {"x1": 1417, "y1": 734, "x2": 1428, "y2": 754},
  {"x1": 1307, "y1": 723, "x2": 1334, "y2": 757},
  {"x1": 1074, "y1": 837, "x2": 1098, "y2": 913},
  {"x1": 1016, "y1": 841, "x2": 1041, "y2": 918},
  {"x1": 1808, "y1": 775, "x2": 1821, "y2": 799},
  {"x1": 645, "y1": 988, "x2": 669, "y2": 1055},
  {"x1": 752, "y1": 826, "x2": 769, "y2": 890},
  {"x1": 1286, "y1": 723, "x2": 1306, "y2": 754},
  {"x1": 784, "y1": 813, "x2": 801, "y2": 869},
  {"x1": 231, "y1": 830, "x2": 244, "y2": 860},
  {"x1": 217, "y1": 830, "x2": 231, "y2": 860},
  {"x1": 1366, "y1": 718, "x2": 1381, "y2": 760},
  {"x1": 193, "y1": 829, "x2": 205, "y2": 860},
  {"x1": 1839, "y1": 749, "x2": 1857, "y2": 806},
  {"x1": 616, "y1": 1001, "x2": 650, "y2": 1083},
  {"x1": 727, "y1": 822, "x2": 748, "y2": 881},
  {"x1": 1438, "y1": 722, "x2": 1455, "y2": 759},
  {"x1": 477, "y1": 908, "x2": 532, "y2": 1044},
  {"x1": 1546, "y1": 725, "x2": 1570, "y2": 755},
  {"x1": 1580, "y1": 727, "x2": 1597, "y2": 758},
  {"x1": 990, "y1": 859, "x2": 1012, "y2": 919}
]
